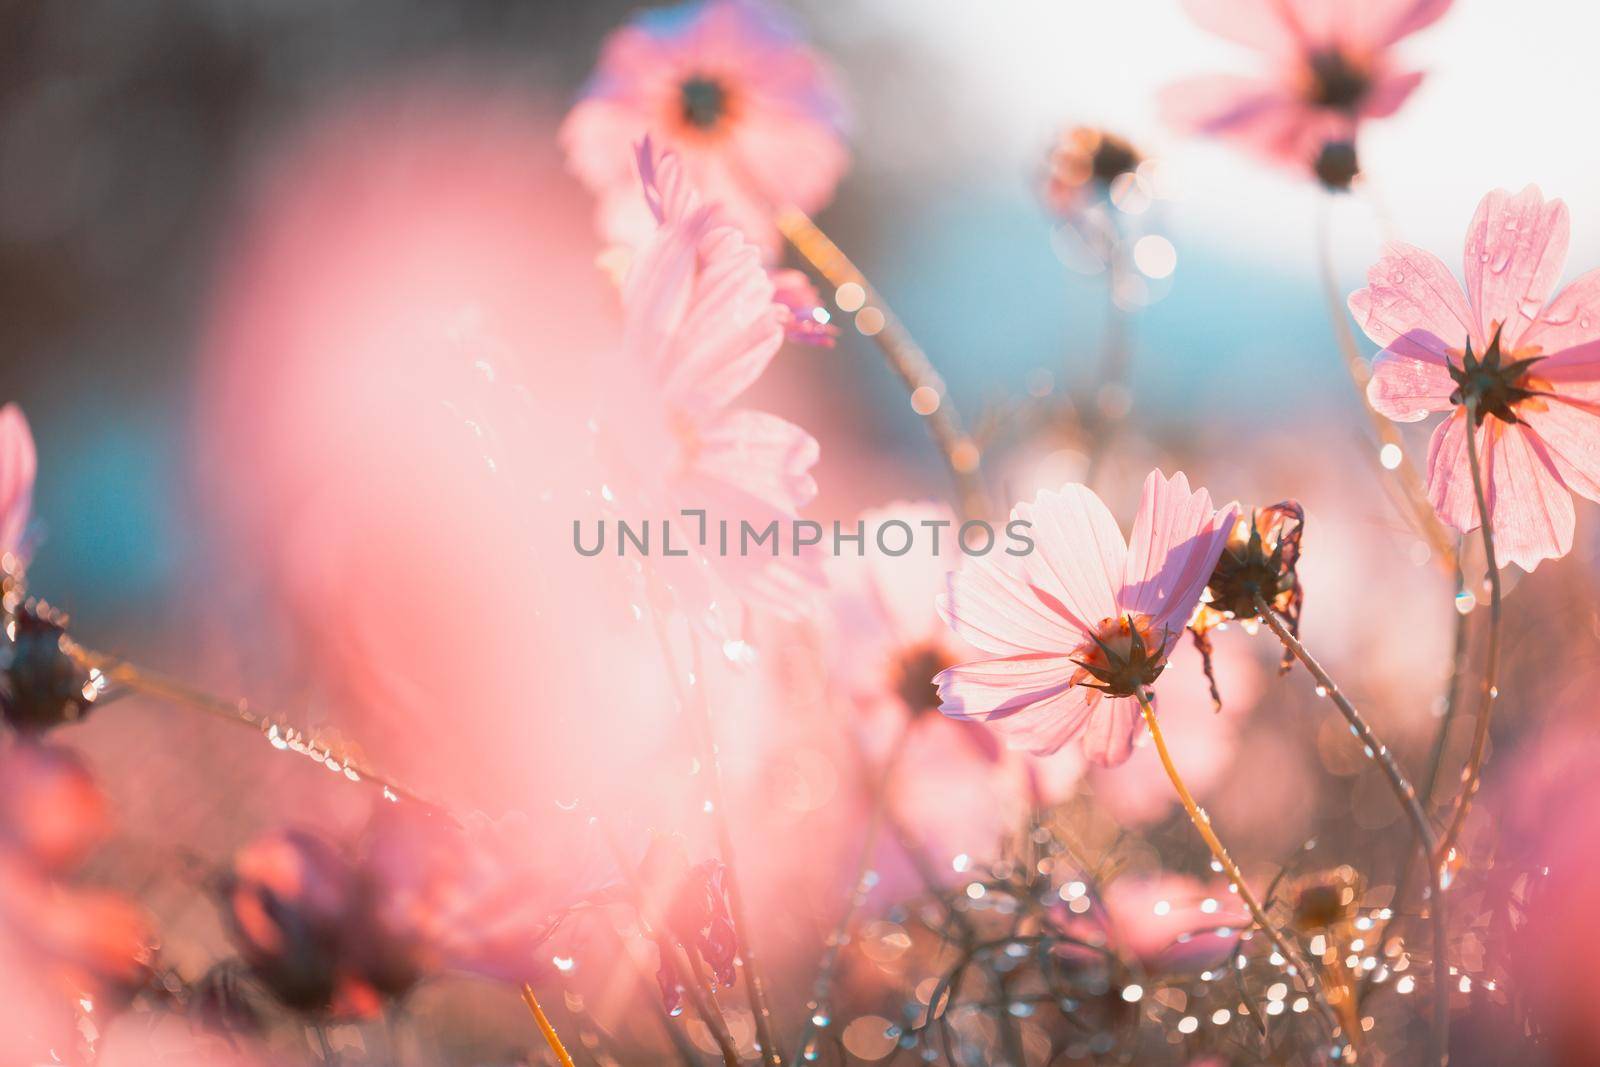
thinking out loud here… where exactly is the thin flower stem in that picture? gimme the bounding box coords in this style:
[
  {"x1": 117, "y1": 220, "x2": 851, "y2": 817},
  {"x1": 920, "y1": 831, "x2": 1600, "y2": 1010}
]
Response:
[
  {"x1": 1436, "y1": 402, "x2": 1501, "y2": 869},
  {"x1": 649, "y1": 610, "x2": 783, "y2": 1067},
  {"x1": 775, "y1": 206, "x2": 987, "y2": 520},
  {"x1": 1371, "y1": 566, "x2": 1470, "y2": 985},
  {"x1": 1420, "y1": 568, "x2": 1472, "y2": 813},
  {"x1": 70, "y1": 648, "x2": 440, "y2": 811},
  {"x1": 793, "y1": 714, "x2": 915, "y2": 1063},
  {"x1": 1083, "y1": 214, "x2": 1130, "y2": 490},
  {"x1": 1253, "y1": 593, "x2": 1449, "y2": 1067},
  {"x1": 1131, "y1": 689, "x2": 1344, "y2": 1046},
  {"x1": 1315, "y1": 201, "x2": 1456, "y2": 573},
  {"x1": 521, "y1": 985, "x2": 577, "y2": 1067}
]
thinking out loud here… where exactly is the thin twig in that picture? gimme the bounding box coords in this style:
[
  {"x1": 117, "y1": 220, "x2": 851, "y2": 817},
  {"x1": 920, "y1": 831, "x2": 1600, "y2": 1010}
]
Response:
[
  {"x1": 1435, "y1": 402, "x2": 1501, "y2": 869},
  {"x1": 777, "y1": 206, "x2": 987, "y2": 520},
  {"x1": 1253, "y1": 593, "x2": 1448, "y2": 1066},
  {"x1": 522, "y1": 985, "x2": 578, "y2": 1067},
  {"x1": 70, "y1": 648, "x2": 441, "y2": 811},
  {"x1": 1315, "y1": 200, "x2": 1456, "y2": 574},
  {"x1": 1131, "y1": 689, "x2": 1344, "y2": 1048}
]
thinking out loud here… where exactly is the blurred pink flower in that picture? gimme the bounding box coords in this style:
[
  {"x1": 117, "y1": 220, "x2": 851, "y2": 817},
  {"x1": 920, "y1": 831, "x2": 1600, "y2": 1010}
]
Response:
[
  {"x1": 224, "y1": 808, "x2": 615, "y2": 1017},
  {"x1": 0, "y1": 403, "x2": 35, "y2": 565},
  {"x1": 1162, "y1": 0, "x2": 1450, "y2": 176},
  {"x1": 827, "y1": 502, "x2": 1082, "y2": 872},
  {"x1": 0, "y1": 741, "x2": 154, "y2": 1030},
  {"x1": 935, "y1": 471, "x2": 1239, "y2": 765},
  {"x1": 0, "y1": 742, "x2": 110, "y2": 874},
  {"x1": 620, "y1": 140, "x2": 823, "y2": 611},
  {"x1": 562, "y1": 0, "x2": 848, "y2": 255},
  {"x1": 770, "y1": 268, "x2": 837, "y2": 347},
  {"x1": 223, "y1": 828, "x2": 375, "y2": 1017},
  {"x1": 1350, "y1": 185, "x2": 1600, "y2": 570},
  {"x1": 1054, "y1": 872, "x2": 1248, "y2": 975}
]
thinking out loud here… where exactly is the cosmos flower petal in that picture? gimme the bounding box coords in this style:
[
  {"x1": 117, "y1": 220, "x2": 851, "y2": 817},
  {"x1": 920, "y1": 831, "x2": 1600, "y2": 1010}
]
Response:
[
  {"x1": 1463, "y1": 186, "x2": 1569, "y2": 347},
  {"x1": 1176, "y1": 0, "x2": 1304, "y2": 56},
  {"x1": 0, "y1": 404, "x2": 36, "y2": 561},
  {"x1": 1360, "y1": 69, "x2": 1425, "y2": 119},
  {"x1": 937, "y1": 561, "x2": 1091, "y2": 658},
  {"x1": 1159, "y1": 75, "x2": 1345, "y2": 170},
  {"x1": 1366, "y1": 348, "x2": 1458, "y2": 422},
  {"x1": 1013, "y1": 485, "x2": 1127, "y2": 631},
  {"x1": 1080, "y1": 697, "x2": 1142, "y2": 768},
  {"x1": 1349, "y1": 241, "x2": 1479, "y2": 356},
  {"x1": 1119, "y1": 470, "x2": 1239, "y2": 630},
  {"x1": 1355, "y1": 0, "x2": 1454, "y2": 49},
  {"x1": 622, "y1": 148, "x2": 786, "y2": 413},
  {"x1": 933, "y1": 654, "x2": 1079, "y2": 722},
  {"x1": 1537, "y1": 337, "x2": 1600, "y2": 404},
  {"x1": 980, "y1": 685, "x2": 1101, "y2": 757},
  {"x1": 1520, "y1": 268, "x2": 1600, "y2": 356},
  {"x1": 1427, "y1": 412, "x2": 1573, "y2": 571},
  {"x1": 1520, "y1": 394, "x2": 1600, "y2": 505},
  {"x1": 689, "y1": 409, "x2": 817, "y2": 514}
]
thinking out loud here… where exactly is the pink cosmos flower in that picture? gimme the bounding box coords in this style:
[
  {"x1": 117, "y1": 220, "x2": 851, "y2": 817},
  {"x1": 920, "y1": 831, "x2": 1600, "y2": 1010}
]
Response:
[
  {"x1": 562, "y1": 0, "x2": 849, "y2": 256},
  {"x1": 935, "y1": 471, "x2": 1239, "y2": 765},
  {"x1": 620, "y1": 140, "x2": 822, "y2": 610},
  {"x1": 1162, "y1": 0, "x2": 1451, "y2": 178},
  {"x1": 1350, "y1": 185, "x2": 1600, "y2": 570},
  {"x1": 0, "y1": 404, "x2": 35, "y2": 566}
]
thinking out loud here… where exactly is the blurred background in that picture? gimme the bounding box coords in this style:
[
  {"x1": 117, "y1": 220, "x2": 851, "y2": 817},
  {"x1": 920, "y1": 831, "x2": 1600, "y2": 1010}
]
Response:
[{"x1": 4, "y1": 1, "x2": 1600, "y2": 1063}]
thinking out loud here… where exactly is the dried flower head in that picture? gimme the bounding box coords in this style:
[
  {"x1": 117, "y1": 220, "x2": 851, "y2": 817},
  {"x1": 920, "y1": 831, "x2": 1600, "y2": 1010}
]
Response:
[
  {"x1": 1313, "y1": 139, "x2": 1361, "y2": 192},
  {"x1": 1, "y1": 601, "x2": 100, "y2": 736},
  {"x1": 1044, "y1": 127, "x2": 1143, "y2": 217},
  {"x1": 1189, "y1": 502, "x2": 1305, "y2": 708},
  {"x1": 1288, "y1": 866, "x2": 1364, "y2": 935}
]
